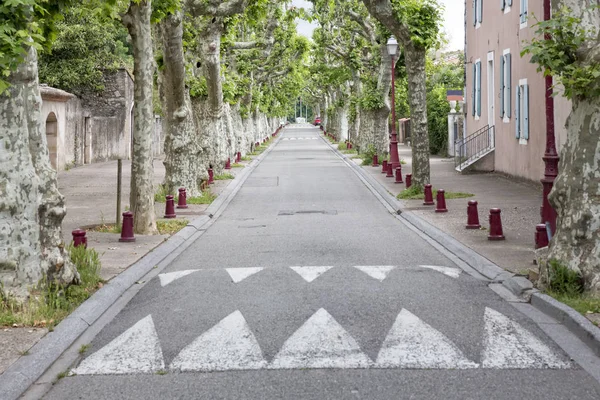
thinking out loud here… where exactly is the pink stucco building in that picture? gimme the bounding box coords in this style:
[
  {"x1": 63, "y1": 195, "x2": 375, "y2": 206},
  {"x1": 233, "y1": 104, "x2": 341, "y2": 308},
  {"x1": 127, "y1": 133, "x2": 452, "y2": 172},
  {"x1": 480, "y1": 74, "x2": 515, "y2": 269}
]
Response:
[{"x1": 462, "y1": 0, "x2": 571, "y2": 182}]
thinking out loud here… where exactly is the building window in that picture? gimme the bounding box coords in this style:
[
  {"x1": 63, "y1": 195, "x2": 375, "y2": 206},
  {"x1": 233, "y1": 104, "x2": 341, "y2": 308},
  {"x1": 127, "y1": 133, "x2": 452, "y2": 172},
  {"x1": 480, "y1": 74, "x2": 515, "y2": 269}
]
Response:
[
  {"x1": 516, "y1": 79, "x2": 529, "y2": 141},
  {"x1": 473, "y1": 0, "x2": 482, "y2": 27},
  {"x1": 472, "y1": 60, "x2": 482, "y2": 118},
  {"x1": 520, "y1": 0, "x2": 528, "y2": 27},
  {"x1": 501, "y1": 0, "x2": 513, "y2": 12},
  {"x1": 500, "y1": 51, "x2": 512, "y2": 121}
]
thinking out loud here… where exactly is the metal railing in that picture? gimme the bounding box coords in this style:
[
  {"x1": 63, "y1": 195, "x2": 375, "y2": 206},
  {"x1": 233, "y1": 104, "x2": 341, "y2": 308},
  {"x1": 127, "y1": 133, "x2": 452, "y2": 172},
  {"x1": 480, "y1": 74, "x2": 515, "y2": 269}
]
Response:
[{"x1": 454, "y1": 125, "x2": 495, "y2": 169}]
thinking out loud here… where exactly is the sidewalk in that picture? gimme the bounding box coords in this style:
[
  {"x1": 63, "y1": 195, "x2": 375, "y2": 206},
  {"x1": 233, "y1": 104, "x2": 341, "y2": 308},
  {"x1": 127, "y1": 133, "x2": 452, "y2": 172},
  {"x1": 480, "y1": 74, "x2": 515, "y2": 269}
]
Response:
[
  {"x1": 0, "y1": 157, "x2": 247, "y2": 375},
  {"x1": 355, "y1": 144, "x2": 542, "y2": 275}
]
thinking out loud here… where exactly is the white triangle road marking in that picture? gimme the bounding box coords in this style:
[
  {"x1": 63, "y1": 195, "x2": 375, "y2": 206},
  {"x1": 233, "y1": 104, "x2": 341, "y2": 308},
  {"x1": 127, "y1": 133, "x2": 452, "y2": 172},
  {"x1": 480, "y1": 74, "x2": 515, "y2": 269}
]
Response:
[
  {"x1": 170, "y1": 310, "x2": 267, "y2": 372},
  {"x1": 376, "y1": 309, "x2": 478, "y2": 369},
  {"x1": 482, "y1": 307, "x2": 571, "y2": 369},
  {"x1": 269, "y1": 308, "x2": 371, "y2": 369},
  {"x1": 158, "y1": 269, "x2": 199, "y2": 287},
  {"x1": 72, "y1": 315, "x2": 164, "y2": 375},
  {"x1": 226, "y1": 267, "x2": 264, "y2": 283},
  {"x1": 419, "y1": 265, "x2": 461, "y2": 279},
  {"x1": 290, "y1": 266, "x2": 334, "y2": 282},
  {"x1": 353, "y1": 266, "x2": 396, "y2": 282}
]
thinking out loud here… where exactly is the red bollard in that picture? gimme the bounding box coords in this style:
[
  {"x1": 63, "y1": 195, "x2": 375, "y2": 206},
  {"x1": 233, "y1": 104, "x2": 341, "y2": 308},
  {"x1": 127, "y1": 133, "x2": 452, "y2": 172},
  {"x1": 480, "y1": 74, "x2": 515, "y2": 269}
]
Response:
[
  {"x1": 208, "y1": 168, "x2": 214, "y2": 184},
  {"x1": 349, "y1": 143, "x2": 353, "y2": 149},
  {"x1": 372, "y1": 154, "x2": 379, "y2": 167},
  {"x1": 466, "y1": 200, "x2": 481, "y2": 229},
  {"x1": 488, "y1": 208, "x2": 506, "y2": 240},
  {"x1": 177, "y1": 188, "x2": 188, "y2": 209},
  {"x1": 256, "y1": 142, "x2": 260, "y2": 147},
  {"x1": 435, "y1": 189, "x2": 448, "y2": 213},
  {"x1": 236, "y1": 152, "x2": 241, "y2": 163},
  {"x1": 225, "y1": 158, "x2": 231, "y2": 170},
  {"x1": 72, "y1": 229, "x2": 87, "y2": 248},
  {"x1": 423, "y1": 184, "x2": 434, "y2": 205},
  {"x1": 381, "y1": 160, "x2": 388, "y2": 174},
  {"x1": 164, "y1": 195, "x2": 176, "y2": 219},
  {"x1": 386, "y1": 162, "x2": 394, "y2": 177},
  {"x1": 535, "y1": 224, "x2": 549, "y2": 248},
  {"x1": 406, "y1": 174, "x2": 412, "y2": 188},
  {"x1": 394, "y1": 166, "x2": 403, "y2": 184},
  {"x1": 119, "y1": 212, "x2": 135, "y2": 242},
  {"x1": 346, "y1": 142, "x2": 350, "y2": 150}
]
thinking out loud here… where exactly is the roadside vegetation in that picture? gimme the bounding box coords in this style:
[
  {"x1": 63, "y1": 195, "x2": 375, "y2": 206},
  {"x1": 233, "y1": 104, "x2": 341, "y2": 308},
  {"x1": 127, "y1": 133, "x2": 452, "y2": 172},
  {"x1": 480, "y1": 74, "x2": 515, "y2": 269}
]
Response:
[{"x1": 397, "y1": 186, "x2": 473, "y2": 200}]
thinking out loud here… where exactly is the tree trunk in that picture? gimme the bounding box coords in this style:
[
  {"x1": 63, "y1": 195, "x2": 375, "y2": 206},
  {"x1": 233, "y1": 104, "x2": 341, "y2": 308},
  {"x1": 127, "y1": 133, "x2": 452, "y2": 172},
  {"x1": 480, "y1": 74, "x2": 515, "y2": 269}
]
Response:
[
  {"x1": 0, "y1": 47, "x2": 79, "y2": 300},
  {"x1": 122, "y1": 1, "x2": 157, "y2": 234},
  {"x1": 547, "y1": 97, "x2": 600, "y2": 292},
  {"x1": 160, "y1": 12, "x2": 205, "y2": 197},
  {"x1": 405, "y1": 44, "x2": 431, "y2": 188}
]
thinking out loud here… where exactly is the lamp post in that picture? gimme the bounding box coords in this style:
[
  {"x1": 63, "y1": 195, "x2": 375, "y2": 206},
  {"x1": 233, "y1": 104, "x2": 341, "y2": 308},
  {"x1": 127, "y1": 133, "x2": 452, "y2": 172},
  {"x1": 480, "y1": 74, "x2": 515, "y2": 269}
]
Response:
[{"x1": 387, "y1": 36, "x2": 401, "y2": 170}]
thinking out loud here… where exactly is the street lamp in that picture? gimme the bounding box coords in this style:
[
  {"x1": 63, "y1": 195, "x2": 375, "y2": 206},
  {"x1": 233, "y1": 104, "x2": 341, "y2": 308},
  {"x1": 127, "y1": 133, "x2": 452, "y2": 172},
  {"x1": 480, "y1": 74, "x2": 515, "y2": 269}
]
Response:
[{"x1": 387, "y1": 36, "x2": 401, "y2": 171}]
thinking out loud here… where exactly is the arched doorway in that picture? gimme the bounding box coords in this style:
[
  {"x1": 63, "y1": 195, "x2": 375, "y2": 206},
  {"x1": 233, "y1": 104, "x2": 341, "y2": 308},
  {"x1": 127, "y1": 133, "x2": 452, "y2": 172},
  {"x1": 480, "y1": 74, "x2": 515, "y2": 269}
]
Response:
[{"x1": 46, "y1": 112, "x2": 58, "y2": 170}]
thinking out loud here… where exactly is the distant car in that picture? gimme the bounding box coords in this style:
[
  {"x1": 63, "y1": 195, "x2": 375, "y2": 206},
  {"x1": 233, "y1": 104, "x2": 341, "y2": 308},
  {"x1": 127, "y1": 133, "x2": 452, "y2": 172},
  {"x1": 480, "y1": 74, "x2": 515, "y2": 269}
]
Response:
[{"x1": 314, "y1": 116, "x2": 321, "y2": 126}]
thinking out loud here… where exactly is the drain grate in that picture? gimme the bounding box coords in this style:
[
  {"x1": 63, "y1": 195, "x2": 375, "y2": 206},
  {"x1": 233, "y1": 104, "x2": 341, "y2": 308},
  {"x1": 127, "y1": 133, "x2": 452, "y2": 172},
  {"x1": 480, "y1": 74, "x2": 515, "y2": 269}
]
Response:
[{"x1": 278, "y1": 210, "x2": 337, "y2": 216}]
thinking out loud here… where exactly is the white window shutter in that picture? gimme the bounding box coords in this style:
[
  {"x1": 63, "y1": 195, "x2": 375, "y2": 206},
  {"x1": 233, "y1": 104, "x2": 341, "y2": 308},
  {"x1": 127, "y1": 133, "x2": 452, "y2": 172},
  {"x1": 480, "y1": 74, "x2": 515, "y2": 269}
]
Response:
[
  {"x1": 477, "y1": 0, "x2": 483, "y2": 23},
  {"x1": 476, "y1": 62, "x2": 482, "y2": 117},
  {"x1": 508, "y1": 0, "x2": 512, "y2": 6},
  {"x1": 506, "y1": 54, "x2": 512, "y2": 118},
  {"x1": 523, "y1": 84, "x2": 529, "y2": 139},
  {"x1": 473, "y1": 0, "x2": 477, "y2": 25},
  {"x1": 501, "y1": 0, "x2": 505, "y2": 11}
]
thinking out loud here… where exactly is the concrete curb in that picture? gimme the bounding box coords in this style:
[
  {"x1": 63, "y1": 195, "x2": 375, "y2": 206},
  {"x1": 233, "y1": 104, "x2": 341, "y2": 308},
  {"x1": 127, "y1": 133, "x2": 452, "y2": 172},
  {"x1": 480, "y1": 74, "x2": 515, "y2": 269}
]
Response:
[
  {"x1": 531, "y1": 293, "x2": 600, "y2": 358},
  {"x1": 321, "y1": 131, "x2": 600, "y2": 356},
  {"x1": 0, "y1": 129, "x2": 285, "y2": 400}
]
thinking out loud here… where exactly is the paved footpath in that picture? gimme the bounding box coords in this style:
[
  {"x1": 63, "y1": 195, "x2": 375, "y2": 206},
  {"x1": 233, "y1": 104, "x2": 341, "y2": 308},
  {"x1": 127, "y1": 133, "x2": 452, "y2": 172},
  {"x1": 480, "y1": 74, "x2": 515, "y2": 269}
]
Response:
[{"x1": 44, "y1": 125, "x2": 600, "y2": 399}]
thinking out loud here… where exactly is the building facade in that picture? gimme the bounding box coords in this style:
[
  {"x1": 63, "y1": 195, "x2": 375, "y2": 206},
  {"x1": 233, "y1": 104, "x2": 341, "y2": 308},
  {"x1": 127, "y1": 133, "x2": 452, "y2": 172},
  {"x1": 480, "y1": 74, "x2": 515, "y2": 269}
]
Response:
[
  {"x1": 40, "y1": 69, "x2": 164, "y2": 172},
  {"x1": 464, "y1": 0, "x2": 571, "y2": 182}
]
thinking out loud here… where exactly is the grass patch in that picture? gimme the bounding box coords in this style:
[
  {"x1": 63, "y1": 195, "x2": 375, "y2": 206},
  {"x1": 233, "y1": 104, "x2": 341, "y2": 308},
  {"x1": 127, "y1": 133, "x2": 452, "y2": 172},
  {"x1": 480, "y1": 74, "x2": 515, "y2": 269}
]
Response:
[
  {"x1": 89, "y1": 223, "x2": 121, "y2": 234},
  {"x1": 544, "y1": 260, "x2": 600, "y2": 319},
  {"x1": 240, "y1": 156, "x2": 252, "y2": 161},
  {"x1": 157, "y1": 219, "x2": 189, "y2": 235},
  {"x1": 0, "y1": 245, "x2": 103, "y2": 329},
  {"x1": 396, "y1": 186, "x2": 474, "y2": 200},
  {"x1": 547, "y1": 292, "x2": 600, "y2": 316},
  {"x1": 231, "y1": 163, "x2": 245, "y2": 168},
  {"x1": 155, "y1": 184, "x2": 216, "y2": 205},
  {"x1": 186, "y1": 191, "x2": 216, "y2": 205},
  {"x1": 214, "y1": 173, "x2": 234, "y2": 180},
  {"x1": 79, "y1": 344, "x2": 90, "y2": 354},
  {"x1": 156, "y1": 369, "x2": 168, "y2": 376}
]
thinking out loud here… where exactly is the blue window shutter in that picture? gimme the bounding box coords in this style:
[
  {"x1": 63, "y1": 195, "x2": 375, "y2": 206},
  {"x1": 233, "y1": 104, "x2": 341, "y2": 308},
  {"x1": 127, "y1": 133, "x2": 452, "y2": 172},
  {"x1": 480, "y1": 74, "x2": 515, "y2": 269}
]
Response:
[
  {"x1": 501, "y1": 0, "x2": 505, "y2": 11},
  {"x1": 506, "y1": 54, "x2": 512, "y2": 118},
  {"x1": 473, "y1": 0, "x2": 477, "y2": 26},
  {"x1": 523, "y1": 84, "x2": 529, "y2": 139},
  {"x1": 477, "y1": 62, "x2": 481, "y2": 117},
  {"x1": 515, "y1": 86, "x2": 520, "y2": 138},
  {"x1": 500, "y1": 56, "x2": 505, "y2": 118},
  {"x1": 508, "y1": 0, "x2": 512, "y2": 6},
  {"x1": 472, "y1": 64, "x2": 476, "y2": 116},
  {"x1": 477, "y1": 0, "x2": 483, "y2": 23}
]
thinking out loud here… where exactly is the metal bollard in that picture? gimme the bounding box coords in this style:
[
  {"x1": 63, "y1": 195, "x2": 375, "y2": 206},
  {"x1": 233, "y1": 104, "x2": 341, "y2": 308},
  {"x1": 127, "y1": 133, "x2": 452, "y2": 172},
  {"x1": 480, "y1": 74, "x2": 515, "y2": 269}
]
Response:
[
  {"x1": 372, "y1": 154, "x2": 379, "y2": 167},
  {"x1": 119, "y1": 212, "x2": 135, "y2": 242},
  {"x1": 394, "y1": 166, "x2": 403, "y2": 184},
  {"x1": 177, "y1": 188, "x2": 188, "y2": 209},
  {"x1": 405, "y1": 174, "x2": 412, "y2": 189},
  {"x1": 488, "y1": 208, "x2": 506, "y2": 240},
  {"x1": 435, "y1": 189, "x2": 448, "y2": 213},
  {"x1": 72, "y1": 229, "x2": 87, "y2": 248},
  {"x1": 466, "y1": 200, "x2": 481, "y2": 229},
  {"x1": 423, "y1": 184, "x2": 435, "y2": 205},
  {"x1": 164, "y1": 195, "x2": 176, "y2": 219}
]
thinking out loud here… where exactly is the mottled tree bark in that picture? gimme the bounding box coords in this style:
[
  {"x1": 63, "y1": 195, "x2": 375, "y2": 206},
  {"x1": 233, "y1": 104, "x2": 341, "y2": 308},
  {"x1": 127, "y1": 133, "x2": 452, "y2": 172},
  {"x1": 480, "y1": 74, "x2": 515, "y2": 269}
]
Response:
[
  {"x1": 0, "y1": 47, "x2": 79, "y2": 300},
  {"x1": 361, "y1": 0, "x2": 431, "y2": 188},
  {"x1": 404, "y1": 44, "x2": 430, "y2": 187},
  {"x1": 122, "y1": 1, "x2": 157, "y2": 234},
  {"x1": 159, "y1": 11, "x2": 204, "y2": 197},
  {"x1": 547, "y1": 98, "x2": 600, "y2": 292}
]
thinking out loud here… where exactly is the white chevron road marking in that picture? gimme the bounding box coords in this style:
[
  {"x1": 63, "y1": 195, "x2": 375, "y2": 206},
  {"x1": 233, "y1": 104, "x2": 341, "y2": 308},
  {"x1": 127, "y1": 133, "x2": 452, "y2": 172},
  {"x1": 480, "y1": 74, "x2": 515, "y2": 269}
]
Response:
[
  {"x1": 376, "y1": 309, "x2": 478, "y2": 369},
  {"x1": 170, "y1": 310, "x2": 267, "y2": 372},
  {"x1": 226, "y1": 267, "x2": 264, "y2": 283},
  {"x1": 419, "y1": 265, "x2": 461, "y2": 279},
  {"x1": 482, "y1": 307, "x2": 571, "y2": 369},
  {"x1": 158, "y1": 270, "x2": 199, "y2": 287},
  {"x1": 290, "y1": 266, "x2": 334, "y2": 282},
  {"x1": 269, "y1": 308, "x2": 372, "y2": 369},
  {"x1": 73, "y1": 315, "x2": 164, "y2": 375},
  {"x1": 353, "y1": 265, "x2": 396, "y2": 282}
]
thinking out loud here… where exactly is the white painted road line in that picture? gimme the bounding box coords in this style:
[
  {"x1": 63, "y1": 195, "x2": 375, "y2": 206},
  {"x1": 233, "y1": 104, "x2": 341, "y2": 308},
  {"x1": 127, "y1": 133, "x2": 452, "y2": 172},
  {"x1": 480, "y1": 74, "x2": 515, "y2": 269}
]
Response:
[
  {"x1": 226, "y1": 267, "x2": 264, "y2": 283},
  {"x1": 419, "y1": 265, "x2": 461, "y2": 279},
  {"x1": 482, "y1": 307, "x2": 571, "y2": 369},
  {"x1": 170, "y1": 310, "x2": 267, "y2": 372},
  {"x1": 353, "y1": 266, "x2": 396, "y2": 282},
  {"x1": 158, "y1": 270, "x2": 199, "y2": 287},
  {"x1": 73, "y1": 315, "x2": 164, "y2": 375},
  {"x1": 269, "y1": 308, "x2": 372, "y2": 369},
  {"x1": 376, "y1": 309, "x2": 479, "y2": 369},
  {"x1": 290, "y1": 266, "x2": 334, "y2": 282}
]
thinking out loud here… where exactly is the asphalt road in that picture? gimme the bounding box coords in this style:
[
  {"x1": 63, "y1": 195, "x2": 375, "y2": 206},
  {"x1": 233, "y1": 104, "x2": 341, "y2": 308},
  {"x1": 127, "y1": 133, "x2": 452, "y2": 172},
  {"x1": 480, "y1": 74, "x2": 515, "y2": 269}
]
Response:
[{"x1": 44, "y1": 125, "x2": 600, "y2": 399}]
